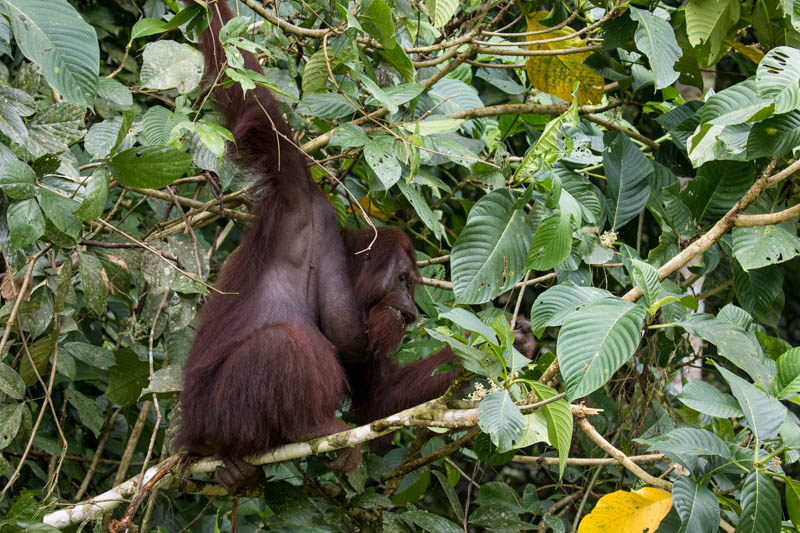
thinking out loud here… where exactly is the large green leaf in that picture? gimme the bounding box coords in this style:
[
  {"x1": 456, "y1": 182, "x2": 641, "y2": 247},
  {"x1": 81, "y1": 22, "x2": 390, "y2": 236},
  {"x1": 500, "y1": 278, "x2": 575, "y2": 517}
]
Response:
[
  {"x1": 477, "y1": 390, "x2": 525, "y2": 452},
  {"x1": 26, "y1": 102, "x2": 85, "y2": 157},
  {"x1": 681, "y1": 161, "x2": 754, "y2": 226},
  {"x1": 0, "y1": 363, "x2": 25, "y2": 400},
  {"x1": 787, "y1": 478, "x2": 800, "y2": 529},
  {"x1": 672, "y1": 476, "x2": 720, "y2": 533},
  {"x1": 678, "y1": 314, "x2": 775, "y2": 387},
  {"x1": 108, "y1": 146, "x2": 192, "y2": 189},
  {"x1": 529, "y1": 382, "x2": 573, "y2": 478},
  {"x1": 556, "y1": 298, "x2": 647, "y2": 401},
  {"x1": 776, "y1": 347, "x2": 800, "y2": 398},
  {"x1": 364, "y1": 134, "x2": 401, "y2": 189},
  {"x1": 732, "y1": 218, "x2": 800, "y2": 271},
  {"x1": 526, "y1": 208, "x2": 572, "y2": 271},
  {"x1": 105, "y1": 349, "x2": 150, "y2": 407},
  {"x1": 756, "y1": 46, "x2": 800, "y2": 114},
  {"x1": 699, "y1": 79, "x2": 772, "y2": 126},
  {"x1": 629, "y1": 8, "x2": 680, "y2": 90},
  {"x1": 733, "y1": 262, "x2": 783, "y2": 319},
  {"x1": 79, "y1": 251, "x2": 107, "y2": 316},
  {"x1": 735, "y1": 471, "x2": 781, "y2": 533},
  {"x1": 0, "y1": 160, "x2": 35, "y2": 200},
  {"x1": 747, "y1": 110, "x2": 800, "y2": 159},
  {"x1": 638, "y1": 428, "x2": 732, "y2": 470},
  {"x1": 685, "y1": 0, "x2": 739, "y2": 61},
  {"x1": 717, "y1": 365, "x2": 786, "y2": 442},
  {"x1": 451, "y1": 190, "x2": 532, "y2": 304},
  {"x1": 403, "y1": 510, "x2": 462, "y2": 533},
  {"x1": 140, "y1": 40, "x2": 203, "y2": 94},
  {"x1": 7, "y1": 198, "x2": 45, "y2": 247},
  {"x1": 4, "y1": 0, "x2": 99, "y2": 106},
  {"x1": 529, "y1": 284, "x2": 612, "y2": 332},
  {"x1": 425, "y1": 0, "x2": 459, "y2": 28},
  {"x1": 0, "y1": 86, "x2": 34, "y2": 145},
  {"x1": 359, "y1": 0, "x2": 395, "y2": 49},
  {"x1": 678, "y1": 381, "x2": 743, "y2": 418},
  {"x1": 65, "y1": 389, "x2": 103, "y2": 438},
  {"x1": 631, "y1": 259, "x2": 662, "y2": 308},
  {"x1": 603, "y1": 132, "x2": 652, "y2": 229}
]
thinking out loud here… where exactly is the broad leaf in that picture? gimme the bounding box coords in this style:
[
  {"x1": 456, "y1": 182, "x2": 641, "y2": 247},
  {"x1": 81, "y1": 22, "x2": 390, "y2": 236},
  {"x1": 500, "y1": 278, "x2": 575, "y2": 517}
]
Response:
[
  {"x1": 359, "y1": 0, "x2": 395, "y2": 49},
  {"x1": 529, "y1": 284, "x2": 612, "y2": 332},
  {"x1": 732, "y1": 219, "x2": 800, "y2": 271},
  {"x1": 529, "y1": 382, "x2": 573, "y2": 478},
  {"x1": 629, "y1": 8, "x2": 681, "y2": 90},
  {"x1": 7, "y1": 198, "x2": 45, "y2": 247},
  {"x1": 638, "y1": 428, "x2": 732, "y2": 470},
  {"x1": 451, "y1": 190, "x2": 532, "y2": 304},
  {"x1": 477, "y1": 390, "x2": 525, "y2": 452},
  {"x1": 678, "y1": 381, "x2": 743, "y2": 418},
  {"x1": 424, "y1": 0, "x2": 459, "y2": 28},
  {"x1": 0, "y1": 160, "x2": 35, "y2": 200},
  {"x1": 747, "y1": 110, "x2": 800, "y2": 159},
  {"x1": 5, "y1": 0, "x2": 99, "y2": 106},
  {"x1": 603, "y1": 132, "x2": 652, "y2": 229},
  {"x1": 776, "y1": 347, "x2": 800, "y2": 398},
  {"x1": 756, "y1": 46, "x2": 800, "y2": 114},
  {"x1": 557, "y1": 298, "x2": 647, "y2": 401},
  {"x1": 681, "y1": 161, "x2": 754, "y2": 226},
  {"x1": 527, "y1": 208, "x2": 572, "y2": 271},
  {"x1": 699, "y1": 79, "x2": 772, "y2": 126},
  {"x1": 577, "y1": 488, "x2": 672, "y2": 533},
  {"x1": 685, "y1": 0, "x2": 740, "y2": 63},
  {"x1": 631, "y1": 259, "x2": 662, "y2": 308},
  {"x1": 140, "y1": 40, "x2": 204, "y2": 94},
  {"x1": 717, "y1": 365, "x2": 786, "y2": 442},
  {"x1": 735, "y1": 471, "x2": 781, "y2": 533},
  {"x1": 108, "y1": 146, "x2": 192, "y2": 189},
  {"x1": 79, "y1": 252, "x2": 107, "y2": 316},
  {"x1": 364, "y1": 134, "x2": 401, "y2": 189},
  {"x1": 672, "y1": 476, "x2": 720, "y2": 533}
]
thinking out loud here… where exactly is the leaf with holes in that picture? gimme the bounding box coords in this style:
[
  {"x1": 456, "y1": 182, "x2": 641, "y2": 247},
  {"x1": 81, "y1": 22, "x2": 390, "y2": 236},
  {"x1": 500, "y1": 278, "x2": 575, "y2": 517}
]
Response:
[
  {"x1": 756, "y1": 46, "x2": 800, "y2": 114},
  {"x1": 364, "y1": 134, "x2": 401, "y2": 189},
  {"x1": 557, "y1": 299, "x2": 647, "y2": 401}
]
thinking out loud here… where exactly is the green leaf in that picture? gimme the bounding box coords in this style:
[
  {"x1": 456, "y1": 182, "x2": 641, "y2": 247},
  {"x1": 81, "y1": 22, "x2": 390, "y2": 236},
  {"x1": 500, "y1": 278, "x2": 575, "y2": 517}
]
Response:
[
  {"x1": 0, "y1": 363, "x2": 25, "y2": 400},
  {"x1": 62, "y1": 342, "x2": 115, "y2": 369},
  {"x1": 733, "y1": 262, "x2": 783, "y2": 320},
  {"x1": 26, "y1": 102, "x2": 85, "y2": 157},
  {"x1": 130, "y1": 5, "x2": 202, "y2": 39},
  {"x1": 79, "y1": 251, "x2": 107, "y2": 316},
  {"x1": 732, "y1": 219, "x2": 800, "y2": 271},
  {"x1": 396, "y1": 179, "x2": 446, "y2": 241},
  {"x1": 603, "y1": 132, "x2": 652, "y2": 229},
  {"x1": 787, "y1": 478, "x2": 800, "y2": 529},
  {"x1": 364, "y1": 134, "x2": 401, "y2": 189},
  {"x1": 96, "y1": 77, "x2": 133, "y2": 110},
  {"x1": 682, "y1": 161, "x2": 754, "y2": 226},
  {"x1": 672, "y1": 476, "x2": 720, "y2": 533},
  {"x1": 747, "y1": 110, "x2": 800, "y2": 159},
  {"x1": 140, "y1": 40, "x2": 204, "y2": 94},
  {"x1": 365, "y1": 83, "x2": 425, "y2": 108},
  {"x1": 300, "y1": 93, "x2": 356, "y2": 119},
  {"x1": 402, "y1": 510, "x2": 462, "y2": 533},
  {"x1": 106, "y1": 349, "x2": 150, "y2": 406},
  {"x1": 700, "y1": 79, "x2": 772, "y2": 126},
  {"x1": 359, "y1": 0, "x2": 396, "y2": 49},
  {"x1": 736, "y1": 471, "x2": 781, "y2": 533},
  {"x1": 631, "y1": 259, "x2": 662, "y2": 308},
  {"x1": 302, "y1": 49, "x2": 337, "y2": 94},
  {"x1": 678, "y1": 381, "x2": 743, "y2": 418},
  {"x1": 7, "y1": 198, "x2": 45, "y2": 247},
  {"x1": 379, "y1": 45, "x2": 416, "y2": 82},
  {"x1": 451, "y1": 190, "x2": 532, "y2": 304},
  {"x1": 777, "y1": 347, "x2": 800, "y2": 398},
  {"x1": 36, "y1": 188, "x2": 81, "y2": 244},
  {"x1": 0, "y1": 160, "x2": 35, "y2": 200},
  {"x1": 425, "y1": 0, "x2": 459, "y2": 28},
  {"x1": 65, "y1": 389, "x2": 103, "y2": 438},
  {"x1": 638, "y1": 428, "x2": 731, "y2": 469},
  {"x1": 527, "y1": 208, "x2": 572, "y2": 271},
  {"x1": 440, "y1": 308, "x2": 498, "y2": 345},
  {"x1": 0, "y1": 86, "x2": 34, "y2": 145},
  {"x1": 685, "y1": 0, "x2": 740, "y2": 61},
  {"x1": 329, "y1": 124, "x2": 369, "y2": 148},
  {"x1": 477, "y1": 390, "x2": 525, "y2": 452},
  {"x1": 529, "y1": 382, "x2": 573, "y2": 478},
  {"x1": 85, "y1": 116, "x2": 122, "y2": 160},
  {"x1": 75, "y1": 168, "x2": 109, "y2": 221},
  {"x1": 529, "y1": 285, "x2": 612, "y2": 332},
  {"x1": 756, "y1": 46, "x2": 800, "y2": 114},
  {"x1": 108, "y1": 146, "x2": 192, "y2": 189},
  {"x1": 717, "y1": 365, "x2": 786, "y2": 442},
  {"x1": 629, "y1": 8, "x2": 681, "y2": 90},
  {"x1": 4, "y1": 0, "x2": 99, "y2": 106},
  {"x1": 678, "y1": 314, "x2": 774, "y2": 387},
  {"x1": 0, "y1": 403, "x2": 23, "y2": 449},
  {"x1": 557, "y1": 299, "x2": 647, "y2": 401}
]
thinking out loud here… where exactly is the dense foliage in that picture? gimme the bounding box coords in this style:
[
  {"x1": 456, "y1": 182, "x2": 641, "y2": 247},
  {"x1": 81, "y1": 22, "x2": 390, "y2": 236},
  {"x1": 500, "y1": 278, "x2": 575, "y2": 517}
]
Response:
[{"x1": 0, "y1": 0, "x2": 799, "y2": 531}]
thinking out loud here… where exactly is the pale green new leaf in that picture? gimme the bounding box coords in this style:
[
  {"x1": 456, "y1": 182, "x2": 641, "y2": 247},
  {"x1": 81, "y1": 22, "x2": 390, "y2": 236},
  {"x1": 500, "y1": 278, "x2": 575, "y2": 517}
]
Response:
[
  {"x1": 527, "y1": 208, "x2": 572, "y2": 271},
  {"x1": 686, "y1": 0, "x2": 740, "y2": 60},
  {"x1": 529, "y1": 382, "x2": 573, "y2": 478},
  {"x1": 425, "y1": 0, "x2": 459, "y2": 28}
]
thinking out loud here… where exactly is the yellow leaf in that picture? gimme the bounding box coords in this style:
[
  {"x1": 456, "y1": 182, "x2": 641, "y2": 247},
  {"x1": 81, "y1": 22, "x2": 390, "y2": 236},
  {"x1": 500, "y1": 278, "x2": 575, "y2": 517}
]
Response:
[
  {"x1": 578, "y1": 487, "x2": 672, "y2": 533},
  {"x1": 525, "y1": 12, "x2": 604, "y2": 104},
  {"x1": 725, "y1": 39, "x2": 764, "y2": 65}
]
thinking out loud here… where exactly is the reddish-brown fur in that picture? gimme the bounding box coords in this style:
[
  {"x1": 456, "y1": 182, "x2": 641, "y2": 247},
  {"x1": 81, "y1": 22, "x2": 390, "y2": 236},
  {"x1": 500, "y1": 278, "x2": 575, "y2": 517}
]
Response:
[{"x1": 176, "y1": 1, "x2": 460, "y2": 475}]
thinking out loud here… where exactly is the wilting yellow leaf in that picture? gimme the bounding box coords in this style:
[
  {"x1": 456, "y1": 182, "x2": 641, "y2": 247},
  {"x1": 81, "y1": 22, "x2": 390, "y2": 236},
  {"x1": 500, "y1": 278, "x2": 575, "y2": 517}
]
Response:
[
  {"x1": 725, "y1": 39, "x2": 764, "y2": 64},
  {"x1": 578, "y1": 487, "x2": 672, "y2": 533},
  {"x1": 525, "y1": 12, "x2": 604, "y2": 104}
]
